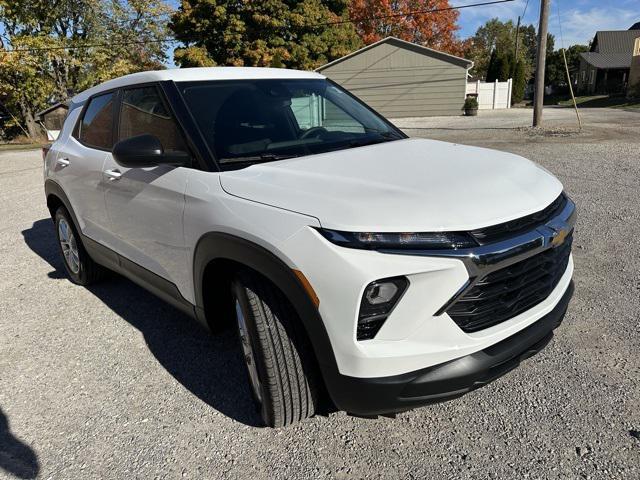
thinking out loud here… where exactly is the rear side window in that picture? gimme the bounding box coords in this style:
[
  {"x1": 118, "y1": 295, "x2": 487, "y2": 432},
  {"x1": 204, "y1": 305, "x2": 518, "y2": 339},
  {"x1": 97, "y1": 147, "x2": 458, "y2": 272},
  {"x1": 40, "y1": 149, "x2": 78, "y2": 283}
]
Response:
[
  {"x1": 78, "y1": 92, "x2": 114, "y2": 149},
  {"x1": 118, "y1": 86, "x2": 186, "y2": 152}
]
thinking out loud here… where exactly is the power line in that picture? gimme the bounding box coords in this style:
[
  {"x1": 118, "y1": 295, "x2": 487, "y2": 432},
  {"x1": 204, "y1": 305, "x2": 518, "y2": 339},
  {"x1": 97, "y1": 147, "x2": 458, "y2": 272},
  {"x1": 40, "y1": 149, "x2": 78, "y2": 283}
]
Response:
[
  {"x1": 314, "y1": 0, "x2": 516, "y2": 27},
  {"x1": 2, "y1": 37, "x2": 176, "y2": 54},
  {"x1": 555, "y1": 0, "x2": 565, "y2": 48},
  {"x1": 2, "y1": 0, "x2": 516, "y2": 54},
  {"x1": 521, "y1": 0, "x2": 531, "y2": 20}
]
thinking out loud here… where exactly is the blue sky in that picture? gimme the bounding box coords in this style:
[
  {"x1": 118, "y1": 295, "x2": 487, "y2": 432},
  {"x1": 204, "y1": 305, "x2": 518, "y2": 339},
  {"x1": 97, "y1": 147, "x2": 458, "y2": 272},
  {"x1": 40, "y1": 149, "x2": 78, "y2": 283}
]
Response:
[{"x1": 455, "y1": 0, "x2": 639, "y2": 47}]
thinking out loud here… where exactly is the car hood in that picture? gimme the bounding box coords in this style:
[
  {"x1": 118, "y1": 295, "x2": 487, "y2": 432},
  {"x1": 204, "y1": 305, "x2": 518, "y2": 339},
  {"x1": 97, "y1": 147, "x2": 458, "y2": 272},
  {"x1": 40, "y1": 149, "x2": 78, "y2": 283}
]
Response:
[{"x1": 219, "y1": 138, "x2": 563, "y2": 232}]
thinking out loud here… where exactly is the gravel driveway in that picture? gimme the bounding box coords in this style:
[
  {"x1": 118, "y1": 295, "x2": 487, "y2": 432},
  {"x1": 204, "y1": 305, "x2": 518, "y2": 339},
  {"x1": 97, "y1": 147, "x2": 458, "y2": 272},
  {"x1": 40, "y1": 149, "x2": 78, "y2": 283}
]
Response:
[{"x1": 1, "y1": 106, "x2": 639, "y2": 479}]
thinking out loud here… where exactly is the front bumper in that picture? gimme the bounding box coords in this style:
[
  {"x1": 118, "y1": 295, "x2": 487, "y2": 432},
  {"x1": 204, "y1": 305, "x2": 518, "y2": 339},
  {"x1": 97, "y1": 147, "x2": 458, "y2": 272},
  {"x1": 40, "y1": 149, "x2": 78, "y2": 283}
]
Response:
[
  {"x1": 325, "y1": 280, "x2": 574, "y2": 416},
  {"x1": 284, "y1": 195, "x2": 576, "y2": 379}
]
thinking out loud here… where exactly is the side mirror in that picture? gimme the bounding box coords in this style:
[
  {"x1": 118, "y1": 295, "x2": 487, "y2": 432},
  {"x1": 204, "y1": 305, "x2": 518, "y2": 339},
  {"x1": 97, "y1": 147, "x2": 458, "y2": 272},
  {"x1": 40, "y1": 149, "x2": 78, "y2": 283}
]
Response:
[{"x1": 112, "y1": 134, "x2": 190, "y2": 168}]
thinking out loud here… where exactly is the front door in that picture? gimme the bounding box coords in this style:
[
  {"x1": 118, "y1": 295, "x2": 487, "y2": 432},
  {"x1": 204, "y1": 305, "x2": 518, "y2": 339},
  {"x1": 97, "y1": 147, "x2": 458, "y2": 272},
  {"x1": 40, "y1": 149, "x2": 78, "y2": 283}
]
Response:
[{"x1": 102, "y1": 85, "x2": 190, "y2": 289}]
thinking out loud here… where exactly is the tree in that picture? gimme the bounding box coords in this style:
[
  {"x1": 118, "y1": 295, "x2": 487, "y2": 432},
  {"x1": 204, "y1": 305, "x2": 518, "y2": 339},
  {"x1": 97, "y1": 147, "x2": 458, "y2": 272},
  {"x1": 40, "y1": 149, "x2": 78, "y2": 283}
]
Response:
[
  {"x1": 0, "y1": 37, "x2": 54, "y2": 137},
  {"x1": 0, "y1": 0, "x2": 171, "y2": 139},
  {"x1": 170, "y1": 1, "x2": 362, "y2": 70},
  {"x1": 486, "y1": 50, "x2": 513, "y2": 83},
  {"x1": 464, "y1": 18, "x2": 538, "y2": 81},
  {"x1": 348, "y1": 0, "x2": 463, "y2": 55},
  {"x1": 511, "y1": 58, "x2": 526, "y2": 103},
  {"x1": 465, "y1": 18, "x2": 516, "y2": 79},
  {"x1": 545, "y1": 43, "x2": 588, "y2": 90},
  {"x1": 518, "y1": 24, "x2": 538, "y2": 66},
  {"x1": 485, "y1": 49, "x2": 498, "y2": 82}
]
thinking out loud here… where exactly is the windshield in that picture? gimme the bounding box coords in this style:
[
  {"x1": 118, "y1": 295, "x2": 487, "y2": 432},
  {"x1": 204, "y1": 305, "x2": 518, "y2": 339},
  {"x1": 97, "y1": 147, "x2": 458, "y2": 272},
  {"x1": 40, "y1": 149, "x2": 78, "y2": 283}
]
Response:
[{"x1": 178, "y1": 79, "x2": 404, "y2": 168}]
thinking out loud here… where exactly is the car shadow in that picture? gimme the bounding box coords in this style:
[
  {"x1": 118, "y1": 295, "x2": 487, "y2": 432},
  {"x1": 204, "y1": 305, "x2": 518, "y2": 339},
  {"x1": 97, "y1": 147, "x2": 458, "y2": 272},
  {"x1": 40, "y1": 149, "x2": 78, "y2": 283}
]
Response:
[
  {"x1": 0, "y1": 408, "x2": 40, "y2": 479},
  {"x1": 21, "y1": 219, "x2": 262, "y2": 427}
]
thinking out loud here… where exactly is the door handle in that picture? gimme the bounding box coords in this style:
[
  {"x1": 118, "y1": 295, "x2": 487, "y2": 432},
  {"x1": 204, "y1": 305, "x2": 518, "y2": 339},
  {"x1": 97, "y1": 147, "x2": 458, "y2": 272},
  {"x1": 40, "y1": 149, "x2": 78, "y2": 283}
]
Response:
[
  {"x1": 56, "y1": 158, "x2": 70, "y2": 168},
  {"x1": 105, "y1": 169, "x2": 122, "y2": 181}
]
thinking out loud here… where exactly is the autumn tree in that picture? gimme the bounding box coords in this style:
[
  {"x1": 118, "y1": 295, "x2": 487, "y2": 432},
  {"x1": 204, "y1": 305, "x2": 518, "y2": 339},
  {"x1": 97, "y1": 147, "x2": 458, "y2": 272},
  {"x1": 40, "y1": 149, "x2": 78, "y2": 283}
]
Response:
[
  {"x1": 170, "y1": 0, "x2": 363, "y2": 70},
  {"x1": 348, "y1": 0, "x2": 463, "y2": 55},
  {"x1": 0, "y1": 0, "x2": 171, "y2": 138},
  {"x1": 0, "y1": 37, "x2": 54, "y2": 137}
]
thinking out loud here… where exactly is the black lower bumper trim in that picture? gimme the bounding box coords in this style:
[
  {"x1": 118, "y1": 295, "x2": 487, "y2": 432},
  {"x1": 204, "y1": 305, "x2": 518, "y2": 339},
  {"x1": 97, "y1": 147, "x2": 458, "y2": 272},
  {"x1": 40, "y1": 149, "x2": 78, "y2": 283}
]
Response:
[{"x1": 326, "y1": 281, "x2": 574, "y2": 416}]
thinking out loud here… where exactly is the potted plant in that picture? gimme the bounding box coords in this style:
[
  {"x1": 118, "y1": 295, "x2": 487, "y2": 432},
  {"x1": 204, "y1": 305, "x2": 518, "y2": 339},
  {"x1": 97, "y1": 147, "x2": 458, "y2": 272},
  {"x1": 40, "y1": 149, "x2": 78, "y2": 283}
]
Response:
[{"x1": 464, "y1": 96, "x2": 478, "y2": 116}]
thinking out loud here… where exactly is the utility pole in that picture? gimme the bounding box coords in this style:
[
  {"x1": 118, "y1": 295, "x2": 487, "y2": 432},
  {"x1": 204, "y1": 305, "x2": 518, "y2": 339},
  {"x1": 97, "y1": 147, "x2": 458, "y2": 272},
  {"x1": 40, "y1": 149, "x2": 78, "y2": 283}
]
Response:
[{"x1": 533, "y1": 0, "x2": 550, "y2": 127}]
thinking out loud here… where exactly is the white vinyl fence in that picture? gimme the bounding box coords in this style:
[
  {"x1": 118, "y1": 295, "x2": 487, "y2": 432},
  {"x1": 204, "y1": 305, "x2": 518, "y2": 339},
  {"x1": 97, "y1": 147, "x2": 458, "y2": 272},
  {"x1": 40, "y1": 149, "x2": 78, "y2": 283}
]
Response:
[{"x1": 466, "y1": 79, "x2": 513, "y2": 110}]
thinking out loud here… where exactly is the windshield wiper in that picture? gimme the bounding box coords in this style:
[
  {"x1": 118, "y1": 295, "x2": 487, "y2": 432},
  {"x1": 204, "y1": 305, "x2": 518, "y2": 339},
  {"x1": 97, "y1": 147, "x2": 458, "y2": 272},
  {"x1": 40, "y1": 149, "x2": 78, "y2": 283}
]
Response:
[
  {"x1": 345, "y1": 136, "x2": 392, "y2": 149},
  {"x1": 219, "y1": 153, "x2": 299, "y2": 164},
  {"x1": 364, "y1": 128, "x2": 402, "y2": 139}
]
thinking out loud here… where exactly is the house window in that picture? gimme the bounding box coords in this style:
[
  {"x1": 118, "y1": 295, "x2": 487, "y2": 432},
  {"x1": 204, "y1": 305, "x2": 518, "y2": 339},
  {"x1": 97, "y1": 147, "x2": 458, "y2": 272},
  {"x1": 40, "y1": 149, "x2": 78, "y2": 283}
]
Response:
[
  {"x1": 581, "y1": 71, "x2": 586, "y2": 82},
  {"x1": 589, "y1": 70, "x2": 595, "y2": 84}
]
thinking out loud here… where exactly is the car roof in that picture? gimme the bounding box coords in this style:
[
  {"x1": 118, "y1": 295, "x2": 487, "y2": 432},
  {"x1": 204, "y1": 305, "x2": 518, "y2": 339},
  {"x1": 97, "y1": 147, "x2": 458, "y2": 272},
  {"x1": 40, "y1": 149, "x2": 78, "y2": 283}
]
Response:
[{"x1": 71, "y1": 67, "x2": 326, "y2": 104}]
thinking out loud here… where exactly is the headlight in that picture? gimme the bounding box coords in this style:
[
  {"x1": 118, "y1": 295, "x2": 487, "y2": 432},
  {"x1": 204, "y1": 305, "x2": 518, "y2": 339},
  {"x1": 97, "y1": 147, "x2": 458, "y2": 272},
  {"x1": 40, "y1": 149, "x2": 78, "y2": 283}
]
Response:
[{"x1": 318, "y1": 229, "x2": 477, "y2": 250}]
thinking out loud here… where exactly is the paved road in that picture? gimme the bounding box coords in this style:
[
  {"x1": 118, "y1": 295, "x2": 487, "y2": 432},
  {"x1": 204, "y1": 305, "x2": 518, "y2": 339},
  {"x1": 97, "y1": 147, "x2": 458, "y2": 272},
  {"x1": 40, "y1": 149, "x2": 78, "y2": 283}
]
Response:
[{"x1": 1, "y1": 107, "x2": 639, "y2": 479}]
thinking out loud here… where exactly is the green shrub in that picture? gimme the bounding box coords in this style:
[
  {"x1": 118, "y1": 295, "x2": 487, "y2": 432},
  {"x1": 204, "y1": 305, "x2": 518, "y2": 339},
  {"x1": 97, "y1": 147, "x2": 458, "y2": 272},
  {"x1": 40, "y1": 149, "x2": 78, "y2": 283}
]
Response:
[{"x1": 464, "y1": 96, "x2": 479, "y2": 109}]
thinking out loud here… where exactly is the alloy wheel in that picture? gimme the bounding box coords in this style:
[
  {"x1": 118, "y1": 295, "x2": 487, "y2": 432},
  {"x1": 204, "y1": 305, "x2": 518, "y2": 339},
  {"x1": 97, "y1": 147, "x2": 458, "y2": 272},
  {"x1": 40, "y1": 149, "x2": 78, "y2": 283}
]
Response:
[
  {"x1": 235, "y1": 299, "x2": 263, "y2": 404},
  {"x1": 58, "y1": 218, "x2": 80, "y2": 274}
]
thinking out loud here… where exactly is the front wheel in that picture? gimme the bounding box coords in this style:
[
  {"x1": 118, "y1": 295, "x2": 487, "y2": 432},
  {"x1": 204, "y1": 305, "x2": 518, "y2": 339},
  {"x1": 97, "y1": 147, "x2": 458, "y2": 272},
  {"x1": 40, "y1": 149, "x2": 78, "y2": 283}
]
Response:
[{"x1": 231, "y1": 271, "x2": 318, "y2": 427}]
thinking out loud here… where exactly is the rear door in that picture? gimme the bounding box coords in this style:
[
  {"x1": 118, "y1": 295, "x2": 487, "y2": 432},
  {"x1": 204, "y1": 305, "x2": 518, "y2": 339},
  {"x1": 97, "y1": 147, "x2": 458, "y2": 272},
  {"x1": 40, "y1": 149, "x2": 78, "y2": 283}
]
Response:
[
  {"x1": 101, "y1": 84, "x2": 190, "y2": 287},
  {"x1": 55, "y1": 91, "x2": 115, "y2": 243}
]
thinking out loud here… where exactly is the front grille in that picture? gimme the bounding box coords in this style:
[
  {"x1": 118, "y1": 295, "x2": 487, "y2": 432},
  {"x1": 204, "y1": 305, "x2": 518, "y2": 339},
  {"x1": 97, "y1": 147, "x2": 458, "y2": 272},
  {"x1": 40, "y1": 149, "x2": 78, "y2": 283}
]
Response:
[
  {"x1": 447, "y1": 233, "x2": 572, "y2": 332},
  {"x1": 470, "y1": 194, "x2": 567, "y2": 245}
]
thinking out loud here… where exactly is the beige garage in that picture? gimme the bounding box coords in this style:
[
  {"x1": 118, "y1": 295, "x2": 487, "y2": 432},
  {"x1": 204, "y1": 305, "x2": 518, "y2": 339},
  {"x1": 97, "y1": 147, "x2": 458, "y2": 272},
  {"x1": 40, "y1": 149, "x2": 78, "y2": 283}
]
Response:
[{"x1": 317, "y1": 36, "x2": 473, "y2": 117}]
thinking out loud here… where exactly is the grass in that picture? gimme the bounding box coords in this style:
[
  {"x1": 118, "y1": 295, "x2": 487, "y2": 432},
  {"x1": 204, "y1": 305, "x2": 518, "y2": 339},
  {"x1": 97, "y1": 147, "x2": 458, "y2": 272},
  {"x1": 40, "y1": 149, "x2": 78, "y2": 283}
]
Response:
[
  {"x1": 554, "y1": 95, "x2": 640, "y2": 109},
  {"x1": 0, "y1": 142, "x2": 45, "y2": 152}
]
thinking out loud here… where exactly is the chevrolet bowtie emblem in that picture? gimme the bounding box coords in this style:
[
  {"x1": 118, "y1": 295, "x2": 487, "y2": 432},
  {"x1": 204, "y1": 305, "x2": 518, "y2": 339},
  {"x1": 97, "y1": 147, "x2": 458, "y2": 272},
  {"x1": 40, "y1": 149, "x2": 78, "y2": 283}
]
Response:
[{"x1": 550, "y1": 228, "x2": 570, "y2": 248}]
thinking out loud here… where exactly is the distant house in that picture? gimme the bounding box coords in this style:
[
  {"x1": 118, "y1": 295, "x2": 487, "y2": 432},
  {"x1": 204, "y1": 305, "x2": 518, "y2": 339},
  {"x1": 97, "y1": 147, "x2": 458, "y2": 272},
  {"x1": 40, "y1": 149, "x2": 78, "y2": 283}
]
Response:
[
  {"x1": 629, "y1": 38, "x2": 640, "y2": 95},
  {"x1": 36, "y1": 102, "x2": 69, "y2": 140},
  {"x1": 317, "y1": 37, "x2": 473, "y2": 117},
  {"x1": 577, "y1": 23, "x2": 640, "y2": 94}
]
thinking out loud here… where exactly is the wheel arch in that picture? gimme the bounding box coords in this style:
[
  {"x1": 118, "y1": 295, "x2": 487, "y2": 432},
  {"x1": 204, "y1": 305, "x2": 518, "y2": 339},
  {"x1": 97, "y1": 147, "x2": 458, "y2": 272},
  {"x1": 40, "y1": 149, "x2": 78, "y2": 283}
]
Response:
[
  {"x1": 193, "y1": 232, "x2": 341, "y2": 383},
  {"x1": 45, "y1": 180, "x2": 79, "y2": 226}
]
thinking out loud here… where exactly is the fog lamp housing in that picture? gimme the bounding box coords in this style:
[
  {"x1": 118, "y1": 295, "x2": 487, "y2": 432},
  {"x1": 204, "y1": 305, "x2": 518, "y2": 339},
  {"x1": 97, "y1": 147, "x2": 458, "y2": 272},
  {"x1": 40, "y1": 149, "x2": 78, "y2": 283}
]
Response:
[{"x1": 357, "y1": 277, "x2": 409, "y2": 340}]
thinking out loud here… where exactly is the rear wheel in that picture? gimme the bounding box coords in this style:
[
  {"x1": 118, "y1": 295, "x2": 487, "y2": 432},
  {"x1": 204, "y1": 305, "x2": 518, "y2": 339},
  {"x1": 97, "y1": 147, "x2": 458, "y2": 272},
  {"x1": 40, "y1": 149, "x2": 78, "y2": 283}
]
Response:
[
  {"x1": 54, "y1": 207, "x2": 104, "y2": 285},
  {"x1": 231, "y1": 270, "x2": 318, "y2": 427}
]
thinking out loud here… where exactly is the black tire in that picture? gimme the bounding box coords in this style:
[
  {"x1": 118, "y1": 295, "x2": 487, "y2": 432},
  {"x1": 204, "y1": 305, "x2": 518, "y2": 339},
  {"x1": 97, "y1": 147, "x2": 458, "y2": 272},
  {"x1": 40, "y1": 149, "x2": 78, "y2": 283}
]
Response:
[
  {"x1": 232, "y1": 270, "x2": 318, "y2": 427},
  {"x1": 54, "y1": 206, "x2": 105, "y2": 285}
]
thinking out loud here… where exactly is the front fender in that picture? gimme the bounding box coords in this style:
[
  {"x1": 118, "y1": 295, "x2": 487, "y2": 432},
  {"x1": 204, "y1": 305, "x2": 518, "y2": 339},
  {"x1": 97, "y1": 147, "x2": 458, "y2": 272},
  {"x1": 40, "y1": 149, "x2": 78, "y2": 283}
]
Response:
[{"x1": 192, "y1": 232, "x2": 342, "y2": 395}]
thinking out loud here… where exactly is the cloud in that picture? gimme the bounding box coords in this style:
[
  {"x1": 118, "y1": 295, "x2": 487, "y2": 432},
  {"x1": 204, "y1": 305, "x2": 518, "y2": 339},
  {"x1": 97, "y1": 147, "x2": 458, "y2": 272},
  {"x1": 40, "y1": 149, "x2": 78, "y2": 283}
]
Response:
[
  {"x1": 456, "y1": 0, "x2": 529, "y2": 38},
  {"x1": 554, "y1": 5, "x2": 639, "y2": 46}
]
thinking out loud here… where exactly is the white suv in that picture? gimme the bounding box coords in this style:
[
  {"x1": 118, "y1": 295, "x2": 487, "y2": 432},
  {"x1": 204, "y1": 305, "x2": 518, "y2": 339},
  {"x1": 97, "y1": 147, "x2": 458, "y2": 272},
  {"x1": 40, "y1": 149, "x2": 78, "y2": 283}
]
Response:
[{"x1": 44, "y1": 67, "x2": 575, "y2": 427}]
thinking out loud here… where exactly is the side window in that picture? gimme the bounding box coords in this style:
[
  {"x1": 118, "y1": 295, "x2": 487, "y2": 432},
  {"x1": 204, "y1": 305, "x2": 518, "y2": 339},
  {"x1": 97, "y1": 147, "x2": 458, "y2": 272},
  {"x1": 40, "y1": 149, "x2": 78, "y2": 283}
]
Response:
[
  {"x1": 119, "y1": 86, "x2": 186, "y2": 152},
  {"x1": 290, "y1": 92, "x2": 365, "y2": 134},
  {"x1": 78, "y1": 92, "x2": 114, "y2": 149}
]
